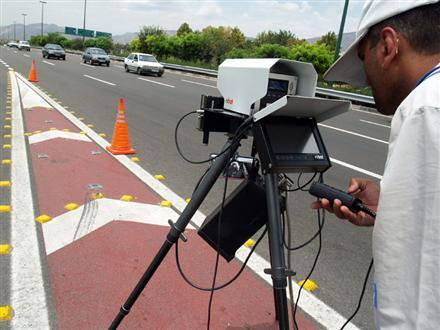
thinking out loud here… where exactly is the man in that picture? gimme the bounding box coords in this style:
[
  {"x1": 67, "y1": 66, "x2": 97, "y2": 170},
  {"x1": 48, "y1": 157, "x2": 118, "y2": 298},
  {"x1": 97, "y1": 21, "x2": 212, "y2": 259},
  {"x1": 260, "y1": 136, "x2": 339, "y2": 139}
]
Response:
[{"x1": 312, "y1": 0, "x2": 440, "y2": 328}]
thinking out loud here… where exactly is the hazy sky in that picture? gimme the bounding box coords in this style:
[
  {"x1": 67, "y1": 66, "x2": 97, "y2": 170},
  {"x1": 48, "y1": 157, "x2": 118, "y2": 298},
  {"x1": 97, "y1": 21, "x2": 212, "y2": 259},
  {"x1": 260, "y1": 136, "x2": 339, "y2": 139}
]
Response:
[{"x1": 0, "y1": 0, "x2": 365, "y2": 38}]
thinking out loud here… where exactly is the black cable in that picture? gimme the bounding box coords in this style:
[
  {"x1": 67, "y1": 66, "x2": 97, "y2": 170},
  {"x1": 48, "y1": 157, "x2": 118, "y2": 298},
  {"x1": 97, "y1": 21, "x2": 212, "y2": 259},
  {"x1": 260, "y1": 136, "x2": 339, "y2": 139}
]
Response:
[
  {"x1": 175, "y1": 227, "x2": 267, "y2": 292},
  {"x1": 282, "y1": 209, "x2": 323, "y2": 251},
  {"x1": 282, "y1": 190, "x2": 297, "y2": 328},
  {"x1": 292, "y1": 173, "x2": 325, "y2": 330},
  {"x1": 206, "y1": 166, "x2": 230, "y2": 330},
  {"x1": 340, "y1": 258, "x2": 374, "y2": 329},
  {"x1": 293, "y1": 207, "x2": 325, "y2": 330},
  {"x1": 174, "y1": 111, "x2": 252, "y2": 165},
  {"x1": 279, "y1": 172, "x2": 317, "y2": 192}
]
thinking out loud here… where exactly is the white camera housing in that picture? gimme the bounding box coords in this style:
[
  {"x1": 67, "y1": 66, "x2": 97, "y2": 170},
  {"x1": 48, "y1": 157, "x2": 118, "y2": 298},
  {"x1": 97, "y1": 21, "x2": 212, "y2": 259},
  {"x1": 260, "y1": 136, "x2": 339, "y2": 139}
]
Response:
[
  {"x1": 217, "y1": 58, "x2": 317, "y2": 116},
  {"x1": 217, "y1": 58, "x2": 351, "y2": 122}
]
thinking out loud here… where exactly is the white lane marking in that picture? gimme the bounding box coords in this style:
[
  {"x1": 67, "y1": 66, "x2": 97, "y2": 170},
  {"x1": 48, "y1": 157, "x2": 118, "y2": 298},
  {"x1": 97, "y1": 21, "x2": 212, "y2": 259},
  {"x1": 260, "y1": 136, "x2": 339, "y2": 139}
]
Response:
[
  {"x1": 11, "y1": 73, "x2": 51, "y2": 328},
  {"x1": 23, "y1": 54, "x2": 30, "y2": 58},
  {"x1": 360, "y1": 119, "x2": 391, "y2": 128},
  {"x1": 18, "y1": 73, "x2": 362, "y2": 330},
  {"x1": 83, "y1": 74, "x2": 116, "y2": 86},
  {"x1": 352, "y1": 107, "x2": 391, "y2": 118},
  {"x1": 42, "y1": 60, "x2": 55, "y2": 66},
  {"x1": 330, "y1": 157, "x2": 382, "y2": 180},
  {"x1": 319, "y1": 123, "x2": 389, "y2": 144},
  {"x1": 182, "y1": 79, "x2": 216, "y2": 88},
  {"x1": 29, "y1": 130, "x2": 92, "y2": 144},
  {"x1": 80, "y1": 63, "x2": 94, "y2": 68},
  {"x1": 138, "y1": 77, "x2": 175, "y2": 88}
]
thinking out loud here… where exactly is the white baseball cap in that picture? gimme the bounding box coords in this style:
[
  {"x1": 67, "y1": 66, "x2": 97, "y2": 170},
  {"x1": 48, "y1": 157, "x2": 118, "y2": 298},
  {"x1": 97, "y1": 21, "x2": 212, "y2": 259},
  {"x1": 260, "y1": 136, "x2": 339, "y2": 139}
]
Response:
[{"x1": 324, "y1": 0, "x2": 440, "y2": 87}]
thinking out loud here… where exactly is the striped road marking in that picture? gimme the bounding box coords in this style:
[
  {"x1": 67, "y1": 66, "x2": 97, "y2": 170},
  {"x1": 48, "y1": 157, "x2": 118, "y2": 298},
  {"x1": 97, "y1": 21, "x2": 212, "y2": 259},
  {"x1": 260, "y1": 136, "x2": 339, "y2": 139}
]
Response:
[
  {"x1": 138, "y1": 77, "x2": 174, "y2": 88},
  {"x1": 360, "y1": 119, "x2": 391, "y2": 128},
  {"x1": 10, "y1": 72, "x2": 50, "y2": 328},
  {"x1": 319, "y1": 123, "x2": 389, "y2": 144},
  {"x1": 181, "y1": 79, "x2": 216, "y2": 88},
  {"x1": 42, "y1": 60, "x2": 55, "y2": 66},
  {"x1": 18, "y1": 72, "x2": 362, "y2": 330},
  {"x1": 83, "y1": 74, "x2": 115, "y2": 86}
]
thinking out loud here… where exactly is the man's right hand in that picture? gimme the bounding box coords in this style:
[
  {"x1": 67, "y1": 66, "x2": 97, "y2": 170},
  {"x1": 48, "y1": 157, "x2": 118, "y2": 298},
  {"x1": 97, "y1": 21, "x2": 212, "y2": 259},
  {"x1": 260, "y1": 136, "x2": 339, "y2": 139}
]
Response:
[{"x1": 310, "y1": 178, "x2": 380, "y2": 226}]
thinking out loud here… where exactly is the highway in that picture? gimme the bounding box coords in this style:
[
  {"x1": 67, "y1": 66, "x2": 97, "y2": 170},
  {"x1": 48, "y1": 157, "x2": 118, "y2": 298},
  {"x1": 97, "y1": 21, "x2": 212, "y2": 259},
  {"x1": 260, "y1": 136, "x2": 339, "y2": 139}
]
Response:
[{"x1": 0, "y1": 46, "x2": 392, "y2": 329}]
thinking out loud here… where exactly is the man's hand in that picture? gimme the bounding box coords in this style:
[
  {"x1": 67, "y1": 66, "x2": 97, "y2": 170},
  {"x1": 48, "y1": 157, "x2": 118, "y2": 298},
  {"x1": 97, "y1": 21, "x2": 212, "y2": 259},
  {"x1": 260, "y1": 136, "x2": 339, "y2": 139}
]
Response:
[{"x1": 310, "y1": 178, "x2": 380, "y2": 226}]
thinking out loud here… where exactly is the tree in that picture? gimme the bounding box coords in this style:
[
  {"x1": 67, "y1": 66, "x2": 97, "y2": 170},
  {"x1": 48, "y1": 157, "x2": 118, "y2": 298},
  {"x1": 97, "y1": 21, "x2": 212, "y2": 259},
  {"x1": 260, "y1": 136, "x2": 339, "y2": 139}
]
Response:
[
  {"x1": 317, "y1": 31, "x2": 337, "y2": 52},
  {"x1": 70, "y1": 38, "x2": 84, "y2": 50},
  {"x1": 254, "y1": 44, "x2": 289, "y2": 59},
  {"x1": 129, "y1": 39, "x2": 141, "y2": 52},
  {"x1": 166, "y1": 36, "x2": 183, "y2": 58},
  {"x1": 254, "y1": 30, "x2": 298, "y2": 46},
  {"x1": 138, "y1": 26, "x2": 165, "y2": 53},
  {"x1": 95, "y1": 37, "x2": 113, "y2": 53},
  {"x1": 221, "y1": 48, "x2": 251, "y2": 62},
  {"x1": 145, "y1": 34, "x2": 168, "y2": 58},
  {"x1": 177, "y1": 22, "x2": 192, "y2": 37},
  {"x1": 288, "y1": 42, "x2": 333, "y2": 74},
  {"x1": 84, "y1": 38, "x2": 96, "y2": 48},
  {"x1": 200, "y1": 26, "x2": 246, "y2": 64}
]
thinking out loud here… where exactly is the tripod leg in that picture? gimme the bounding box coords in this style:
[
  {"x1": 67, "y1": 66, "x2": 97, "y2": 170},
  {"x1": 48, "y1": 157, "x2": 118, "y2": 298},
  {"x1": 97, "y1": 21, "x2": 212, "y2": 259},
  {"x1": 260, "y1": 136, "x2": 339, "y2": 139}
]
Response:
[
  {"x1": 109, "y1": 138, "x2": 240, "y2": 329},
  {"x1": 264, "y1": 173, "x2": 290, "y2": 330}
]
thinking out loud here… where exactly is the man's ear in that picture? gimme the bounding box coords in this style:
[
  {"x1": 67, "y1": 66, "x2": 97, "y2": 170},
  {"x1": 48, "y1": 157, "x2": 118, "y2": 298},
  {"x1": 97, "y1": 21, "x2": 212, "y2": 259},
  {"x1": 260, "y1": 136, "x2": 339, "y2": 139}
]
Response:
[{"x1": 379, "y1": 27, "x2": 399, "y2": 69}]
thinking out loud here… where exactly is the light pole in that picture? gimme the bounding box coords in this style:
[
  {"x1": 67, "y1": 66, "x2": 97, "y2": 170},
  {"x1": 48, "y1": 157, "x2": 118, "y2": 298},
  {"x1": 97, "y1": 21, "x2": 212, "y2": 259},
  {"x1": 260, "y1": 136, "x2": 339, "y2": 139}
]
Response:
[
  {"x1": 13, "y1": 21, "x2": 16, "y2": 40},
  {"x1": 333, "y1": 0, "x2": 350, "y2": 63},
  {"x1": 22, "y1": 13, "x2": 27, "y2": 41},
  {"x1": 329, "y1": 0, "x2": 349, "y2": 87},
  {"x1": 82, "y1": 0, "x2": 87, "y2": 46},
  {"x1": 40, "y1": 1, "x2": 47, "y2": 38}
]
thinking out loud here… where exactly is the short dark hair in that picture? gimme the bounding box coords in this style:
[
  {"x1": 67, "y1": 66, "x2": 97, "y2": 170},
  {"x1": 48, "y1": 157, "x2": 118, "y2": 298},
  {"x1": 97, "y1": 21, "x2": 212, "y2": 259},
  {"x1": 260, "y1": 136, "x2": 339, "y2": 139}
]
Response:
[{"x1": 369, "y1": 2, "x2": 440, "y2": 55}]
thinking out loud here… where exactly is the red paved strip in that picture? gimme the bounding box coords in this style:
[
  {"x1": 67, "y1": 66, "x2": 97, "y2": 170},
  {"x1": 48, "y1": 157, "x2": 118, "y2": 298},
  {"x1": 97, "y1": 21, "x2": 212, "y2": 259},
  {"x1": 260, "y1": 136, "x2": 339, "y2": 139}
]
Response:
[
  {"x1": 48, "y1": 221, "x2": 315, "y2": 329},
  {"x1": 29, "y1": 139, "x2": 161, "y2": 217},
  {"x1": 23, "y1": 107, "x2": 80, "y2": 133}
]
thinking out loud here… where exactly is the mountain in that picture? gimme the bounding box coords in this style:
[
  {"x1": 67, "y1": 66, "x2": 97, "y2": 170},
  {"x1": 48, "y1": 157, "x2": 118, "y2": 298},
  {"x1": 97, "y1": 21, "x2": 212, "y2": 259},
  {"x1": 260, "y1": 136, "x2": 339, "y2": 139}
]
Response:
[
  {"x1": 0, "y1": 23, "x2": 63, "y2": 40},
  {"x1": 112, "y1": 30, "x2": 177, "y2": 44}
]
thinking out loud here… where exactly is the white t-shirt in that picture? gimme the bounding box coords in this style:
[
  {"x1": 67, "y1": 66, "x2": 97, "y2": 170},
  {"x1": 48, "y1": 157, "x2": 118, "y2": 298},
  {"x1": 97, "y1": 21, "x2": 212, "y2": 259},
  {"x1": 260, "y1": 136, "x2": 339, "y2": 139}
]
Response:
[{"x1": 373, "y1": 64, "x2": 440, "y2": 329}]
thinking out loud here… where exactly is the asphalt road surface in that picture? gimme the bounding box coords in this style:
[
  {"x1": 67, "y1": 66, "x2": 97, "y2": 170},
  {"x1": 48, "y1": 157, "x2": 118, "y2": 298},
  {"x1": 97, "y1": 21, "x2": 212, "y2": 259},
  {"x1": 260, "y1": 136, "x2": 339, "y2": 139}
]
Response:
[{"x1": 1, "y1": 46, "x2": 392, "y2": 329}]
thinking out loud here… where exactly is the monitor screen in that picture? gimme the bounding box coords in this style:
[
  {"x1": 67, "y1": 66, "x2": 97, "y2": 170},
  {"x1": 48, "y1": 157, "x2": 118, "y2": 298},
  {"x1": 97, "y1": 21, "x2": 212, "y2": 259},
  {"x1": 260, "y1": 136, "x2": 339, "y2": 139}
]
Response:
[{"x1": 265, "y1": 122, "x2": 320, "y2": 154}]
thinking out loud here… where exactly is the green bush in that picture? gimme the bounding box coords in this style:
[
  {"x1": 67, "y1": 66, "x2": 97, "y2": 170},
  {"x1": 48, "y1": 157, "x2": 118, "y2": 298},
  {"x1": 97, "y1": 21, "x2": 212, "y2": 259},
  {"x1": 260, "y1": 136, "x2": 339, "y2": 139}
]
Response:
[
  {"x1": 288, "y1": 42, "x2": 333, "y2": 74},
  {"x1": 253, "y1": 44, "x2": 289, "y2": 58}
]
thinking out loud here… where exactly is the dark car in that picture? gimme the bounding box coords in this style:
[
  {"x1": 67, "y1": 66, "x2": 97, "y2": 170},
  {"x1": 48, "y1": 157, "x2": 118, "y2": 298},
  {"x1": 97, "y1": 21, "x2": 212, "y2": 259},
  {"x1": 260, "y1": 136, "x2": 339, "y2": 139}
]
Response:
[
  {"x1": 42, "y1": 44, "x2": 66, "y2": 60},
  {"x1": 82, "y1": 47, "x2": 110, "y2": 66}
]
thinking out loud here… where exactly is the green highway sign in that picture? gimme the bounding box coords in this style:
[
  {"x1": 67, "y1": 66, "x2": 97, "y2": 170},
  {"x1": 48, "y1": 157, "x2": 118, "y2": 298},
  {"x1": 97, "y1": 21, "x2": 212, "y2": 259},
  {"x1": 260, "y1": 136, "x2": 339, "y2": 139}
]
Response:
[
  {"x1": 95, "y1": 31, "x2": 112, "y2": 38},
  {"x1": 65, "y1": 26, "x2": 77, "y2": 35},
  {"x1": 78, "y1": 28, "x2": 94, "y2": 38}
]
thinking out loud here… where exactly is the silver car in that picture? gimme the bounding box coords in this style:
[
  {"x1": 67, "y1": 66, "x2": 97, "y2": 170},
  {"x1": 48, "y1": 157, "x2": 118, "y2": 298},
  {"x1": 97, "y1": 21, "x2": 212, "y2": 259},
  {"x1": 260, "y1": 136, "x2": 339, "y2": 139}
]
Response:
[
  {"x1": 42, "y1": 44, "x2": 66, "y2": 60},
  {"x1": 82, "y1": 47, "x2": 110, "y2": 66}
]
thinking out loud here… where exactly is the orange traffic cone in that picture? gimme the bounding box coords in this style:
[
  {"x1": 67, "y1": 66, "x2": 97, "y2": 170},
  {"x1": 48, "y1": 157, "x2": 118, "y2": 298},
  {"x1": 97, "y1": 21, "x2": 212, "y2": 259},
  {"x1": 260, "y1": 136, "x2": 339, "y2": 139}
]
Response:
[
  {"x1": 28, "y1": 59, "x2": 38, "y2": 82},
  {"x1": 106, "y1": 98, "x2": 136, "y2": 155}
]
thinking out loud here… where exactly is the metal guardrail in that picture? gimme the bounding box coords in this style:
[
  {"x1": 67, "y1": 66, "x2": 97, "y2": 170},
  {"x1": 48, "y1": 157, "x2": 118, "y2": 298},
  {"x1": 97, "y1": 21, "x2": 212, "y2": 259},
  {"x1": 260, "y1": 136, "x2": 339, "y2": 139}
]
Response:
[
  {"x1": 162, "y1": 63, "x2": 375, "y2": 107},
  {"x1": 31, "y1": 46, "x2": 375, "y2": 107},
  {"x1": 315, "y1": 87, "x2": 375, "y2": 106}
]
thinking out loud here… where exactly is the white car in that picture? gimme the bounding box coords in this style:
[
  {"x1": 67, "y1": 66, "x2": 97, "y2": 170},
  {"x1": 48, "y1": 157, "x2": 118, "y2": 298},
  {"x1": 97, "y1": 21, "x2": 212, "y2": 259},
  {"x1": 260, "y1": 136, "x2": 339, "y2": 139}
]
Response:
[
  {"x1": 7, "y1": 41, "x2": 19, "y2": 48},
  {"x1": 124, "y1": 53, "x2": 164, "y2": 77},
  {"x1": 18, "y1": 41, "x2": 31, "y2": 51}
]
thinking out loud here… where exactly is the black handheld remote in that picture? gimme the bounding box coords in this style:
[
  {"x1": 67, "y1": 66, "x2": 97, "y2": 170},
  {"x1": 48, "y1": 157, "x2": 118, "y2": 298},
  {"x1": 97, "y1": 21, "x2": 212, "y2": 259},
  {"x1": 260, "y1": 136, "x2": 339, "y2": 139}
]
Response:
[{"x1": 309, "y1": 182, "x2": 362, "y2": 212}]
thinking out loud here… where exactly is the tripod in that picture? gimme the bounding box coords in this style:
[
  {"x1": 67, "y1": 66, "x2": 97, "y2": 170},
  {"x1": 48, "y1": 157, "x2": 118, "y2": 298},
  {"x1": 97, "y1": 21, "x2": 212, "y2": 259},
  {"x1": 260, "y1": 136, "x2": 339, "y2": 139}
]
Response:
[{"x1": 110, "y1": 132, "x2": 293, "y2": 329}]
